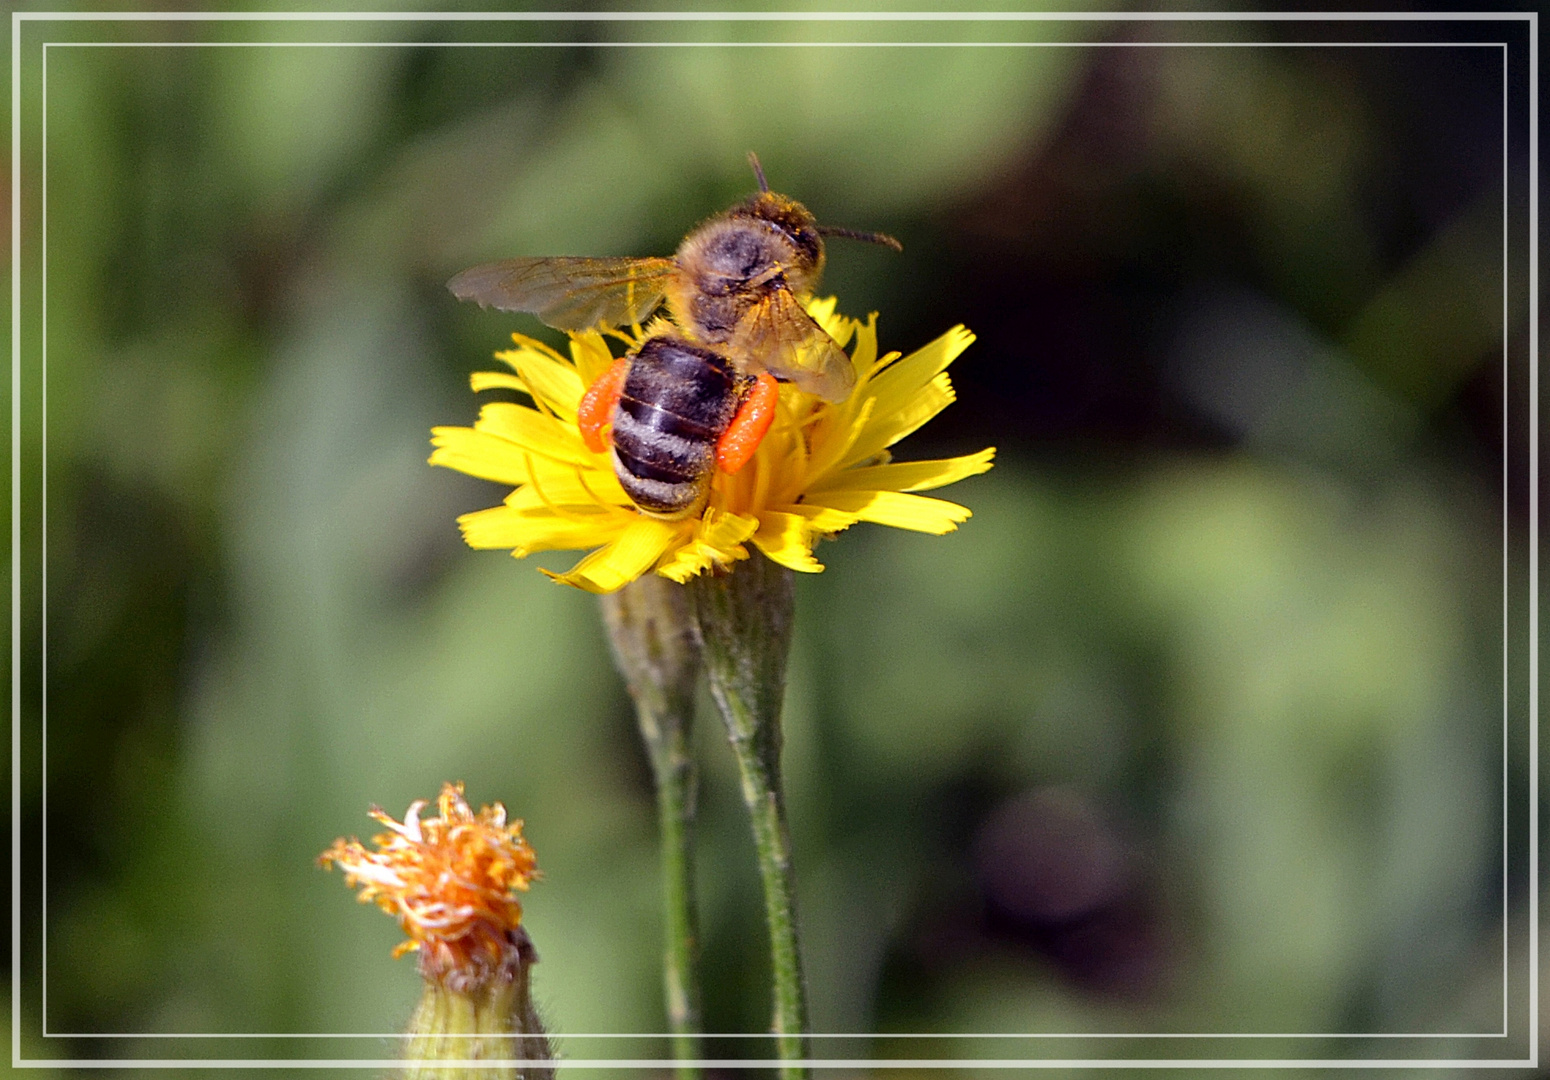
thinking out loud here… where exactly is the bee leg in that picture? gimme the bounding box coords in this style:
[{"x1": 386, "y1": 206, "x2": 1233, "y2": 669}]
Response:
[
  {"x1": 716, "y1": 372, "x2": 779, "y2": 474},
  {"x1": 577, "y1": 357, "x2": 630, "y2": 453}
]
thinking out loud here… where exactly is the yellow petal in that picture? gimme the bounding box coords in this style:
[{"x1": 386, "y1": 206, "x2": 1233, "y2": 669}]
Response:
[
  {"x1": 846, "y1": 312, "x2": 877, "y2": 378},
  {"x1": 804, "y1": 295, "x2": 857, "y2": 350},
  {"x1": 473, "y1": 402, "x2": 593, "y2": 466},
  {"x1": 803, "y1": 396, "x2": 877, "y2": 489},
  {"x1": 657, "y1": 558, "x2": 712, "y2": 584},
  {"x1": 657, "y1": 511, "x2": 759, "y2": 583},
  {"x1": 804, "y1": 490, "x2": 972, "y2": 534},
  {"x1": 805, "y1": 295, "x2": 839, "y2": 333},
  {"x1": 457, "y1": 505, "x2": 621, "y2": 553},
  {"x1": 840, "y1": 372, "x2": 955, "y2": 469},
  {"x1": 809, "y1": 447, "x2": 995, "y2": 495},
  {"x1": 504, "y1": 331, "x2": 574, "y2": 369},
  {"x1": 469, "y1": 371, "x2": 529, "y2": 395},
  {"x1": 569, "y1": 331, "x2": 617, "y2": 385},
  {"x1": 855, "y1": 325, "x2": 973, "y2": 427},
  {"x1": 695, "y1": 508, "x2": 761, "y2": 550},
  {"x1": 429, "y1": 426, "x2": 532, "y2": 486},
  {"x1": 782, "y1": 503, "x2": 862, "y2": 534},
  {"x1": 545, "y1": 517, "x2": 680, "y2": 593},
  {"x1": 751, "y1": 511, "x2": 825, "y2": 573},
  {"x1": 506, "y1": 459, "x2": 631, "y2": 511},
  {"x1": 494, "y1": 346, "x2": 586, "y2": 418}
]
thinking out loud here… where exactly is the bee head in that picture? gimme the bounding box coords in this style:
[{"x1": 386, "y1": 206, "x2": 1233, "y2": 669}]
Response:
[{"x1": 734, "y1": 191, "x2": 823, "y2": 273}]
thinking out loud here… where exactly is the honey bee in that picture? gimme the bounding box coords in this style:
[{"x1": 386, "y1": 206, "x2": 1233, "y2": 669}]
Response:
[{"x1": 448, "y1": 153, "x2": 900, "y2": 519}]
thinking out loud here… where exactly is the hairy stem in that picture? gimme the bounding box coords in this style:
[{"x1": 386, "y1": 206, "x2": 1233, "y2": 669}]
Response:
[
  {"x1": 690, "y1": 553, "x2": 808, "y2": 1079},
  {"x1": 600, "y1": 576, "x2": 703, "y2": 1079}
]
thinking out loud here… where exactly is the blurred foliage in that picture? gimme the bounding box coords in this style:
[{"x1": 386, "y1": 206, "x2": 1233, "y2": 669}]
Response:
[{"x1": 20, "y1": 11, "x2": 1527, "y2": 1073}]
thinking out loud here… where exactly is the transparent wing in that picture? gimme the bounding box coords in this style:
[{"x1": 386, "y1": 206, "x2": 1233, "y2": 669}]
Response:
[
  {"x1": 447, "y1": 256, "x2": 676, "y2": 331},
  {"x1": 729, "y1": 287, "x2": 856, "y2": 403}
]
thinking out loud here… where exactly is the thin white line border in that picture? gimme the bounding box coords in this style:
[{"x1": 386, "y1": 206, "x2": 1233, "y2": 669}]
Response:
[{"x1": 9, "y1": 8, "x2": 1538, "y2": 1071}]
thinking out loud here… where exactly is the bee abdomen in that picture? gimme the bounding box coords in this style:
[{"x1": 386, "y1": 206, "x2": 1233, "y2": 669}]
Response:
[{"x1": 612, "y1": 337, "x2": 743, "y2": 518}]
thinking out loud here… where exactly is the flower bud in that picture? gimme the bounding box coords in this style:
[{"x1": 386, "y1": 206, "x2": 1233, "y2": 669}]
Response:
[{"x1": 321, "y1": 782, "x2": 552, "y2": 1079}]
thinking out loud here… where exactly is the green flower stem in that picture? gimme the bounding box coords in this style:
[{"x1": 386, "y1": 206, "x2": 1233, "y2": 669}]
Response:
[
  {"x1": 600, "y1": 576, "x2": 704, "y2": 1079},
  {"x1": 403, "y1": 931, "x2": 551, "y2": 1080},
  {"x1": 690, "y1": 553, "x2": 809, "y2": 1080}
]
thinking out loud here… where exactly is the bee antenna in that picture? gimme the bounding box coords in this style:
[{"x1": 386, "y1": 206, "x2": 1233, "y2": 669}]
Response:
[
  {"x1": 747, "y1": 151, "x2": 769, "y2": 193},
  {"x1": 817, "y1": 226, "x2": 904, "y2": 253}
]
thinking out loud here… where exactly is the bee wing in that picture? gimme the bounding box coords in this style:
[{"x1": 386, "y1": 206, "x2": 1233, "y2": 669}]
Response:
[
  {"x1": 729, "y1": 286, "x2": 856, "y2": 403},
  {"x1": 447, "y1": 256, "x2": 676, "y2": 331}
]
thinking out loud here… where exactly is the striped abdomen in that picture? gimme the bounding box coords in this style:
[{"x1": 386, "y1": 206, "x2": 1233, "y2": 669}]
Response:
[{"x1": 611, "y1": 336, "x2": 744, "y2": 519}]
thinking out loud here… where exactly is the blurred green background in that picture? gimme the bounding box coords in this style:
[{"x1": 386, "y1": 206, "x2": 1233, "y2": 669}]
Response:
[{"x1": 14, "y1": 8, "x2": 1535, "y2": 1074}]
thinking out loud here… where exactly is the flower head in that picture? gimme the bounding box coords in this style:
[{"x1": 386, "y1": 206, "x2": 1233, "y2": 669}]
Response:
[
  {"x1": 430, "y1": 298, "x2": 994, "y2": 594},
  {"x1": 319, "y1": 782, "x2": 538, "y2": 987}
]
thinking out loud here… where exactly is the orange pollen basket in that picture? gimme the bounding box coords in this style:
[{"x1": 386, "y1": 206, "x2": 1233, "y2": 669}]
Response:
[
  {"x1": 319, "y1": 782, "x2": 538, "y2": 980},
  {"x1": 577, "y1": 356, "x2": 630, "y2": 454},
  {"x1": 715, "y1": 371, "x2": 779, "y2": 474}
]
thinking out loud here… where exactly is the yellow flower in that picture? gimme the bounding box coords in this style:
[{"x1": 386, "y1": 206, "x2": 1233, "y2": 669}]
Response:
[
  {"x1": 319, "y1": 782, "x2": 538, "y2": 985},
  {"x1": 430, "y1": 298, "x2": 995, "y2": 594}
]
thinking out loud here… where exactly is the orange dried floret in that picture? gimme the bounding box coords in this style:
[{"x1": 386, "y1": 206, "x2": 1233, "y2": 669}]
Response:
[{"x1": 320, "y1": 782, "x2": 538, "y2": 984}]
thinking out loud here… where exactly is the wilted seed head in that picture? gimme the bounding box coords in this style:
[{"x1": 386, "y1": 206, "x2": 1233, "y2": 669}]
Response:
[{"x1": 319, "y1": 781, "x2": 539, "y2": 992}]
